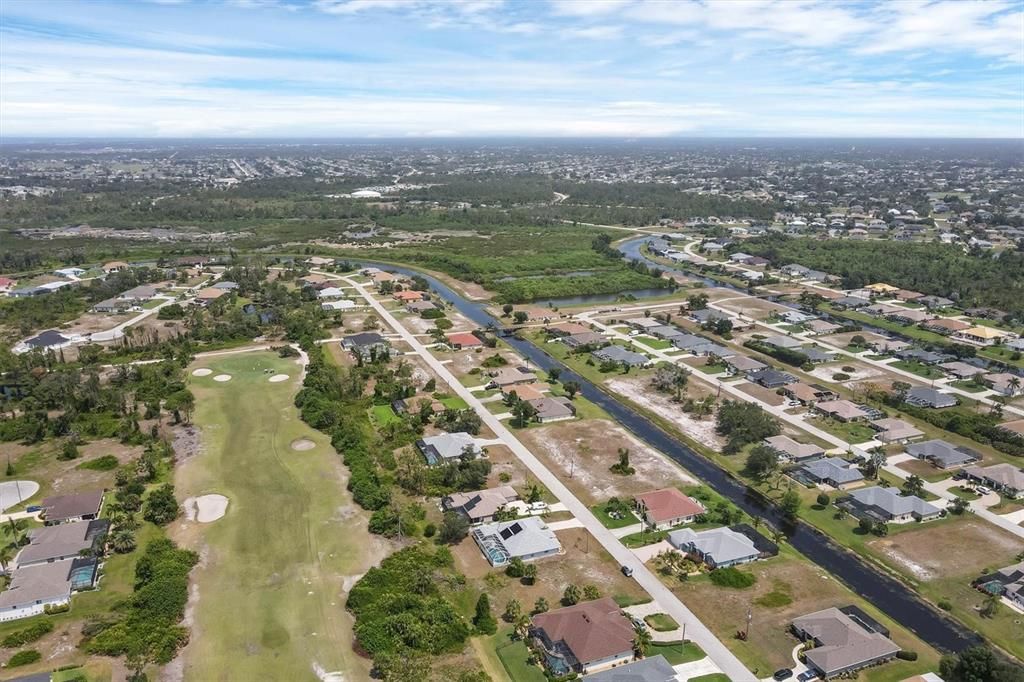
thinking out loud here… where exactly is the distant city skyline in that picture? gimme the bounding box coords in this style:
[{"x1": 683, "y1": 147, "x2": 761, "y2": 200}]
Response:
[{"x1": 1, "y1": 0, "x2": 1022, "y2": 138}]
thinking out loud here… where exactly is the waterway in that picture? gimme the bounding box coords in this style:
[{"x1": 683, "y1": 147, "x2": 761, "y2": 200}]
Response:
[
  {"x1": 532, "y1": 287, "x2": 670, "y2": 308},
  {"x1": 351, "y1": 259, "x2": 982, "y2": 656}
]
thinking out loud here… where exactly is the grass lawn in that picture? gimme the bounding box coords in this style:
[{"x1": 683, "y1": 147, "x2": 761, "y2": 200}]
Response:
[
  {"x1": 440, "y1": 395, "x2": 470, "y2": 410},
  {"x1": 695, "y1": 362, "x2": 728, "y2": 375},
  {"x1": 644, "y1": 612, "x2": 679, "y2": 631},
  {"x1": 637, "y1": 336, "x2": 674, "y2": 350},
  {"x1": 890, "y1": 360, "x2": 945, "y2": 380},
  {"x1": 648, "y1": 640, "x2": 705, "y2": 665},
  {"x1": 178, "y1": 351, "x2": 379, "y2": 681},
  {"x1": 369, "y1": 403, "x2": 402, "y2": 425},
  {"x1": 492, "y1": 628, "x2": 545, "y2": 682},
  {"x1": 950, "y1": 380, "x2": 987, "y2": 393},
  {"x1": 811, "y1": 417, "x2": 876, "y2": 444},
  {"x1": 622, "y1": 527, "x2": 671, "y2": 548},
  {"x1": 143, "y1": 298, "x2": 164, "y2": 309},
  {"x1": 947, "y1": 485, "x2": 981, "y2": 501},
  {"x1": 690, "y1": 675, "x2": 730, "y2": 682},
  {"x1": 590, "y1": 503, "x2": 640, "y2": 529}
]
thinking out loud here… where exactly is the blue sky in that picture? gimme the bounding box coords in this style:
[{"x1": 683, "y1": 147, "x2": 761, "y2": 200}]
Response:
[{"x1": 1, "y1": 0, "x2": 1022, "y2": 138}]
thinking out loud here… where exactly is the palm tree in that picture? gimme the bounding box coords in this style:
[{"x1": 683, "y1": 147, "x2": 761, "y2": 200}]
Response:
[
  {"x1": 110, "y1": 528, "x2": 137, "y2": 554},
  {"x1": 0, "y1": 544, "x2": 14, "y2": 574},
  {"x1": 632, "y1": 624, "x2": 653, "y2": 659},
  {"x1": 1009, "y1": 376, "x2": 1021, "y2": 397}
]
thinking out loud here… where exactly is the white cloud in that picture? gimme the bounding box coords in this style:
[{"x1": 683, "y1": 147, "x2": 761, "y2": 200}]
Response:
[
  {"x1": 562, "y1": 24, "x2": 622, "y2": 39},
  {"x1": 549, "y1": 0, "x2": 632, "y2": 17}
]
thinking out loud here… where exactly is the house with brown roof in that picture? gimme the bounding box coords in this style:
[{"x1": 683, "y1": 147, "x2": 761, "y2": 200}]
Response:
[
  {"x1": 869, "y1": 418, "x2": 924, "y2": 444},
  {"x1": 195, "y1": 287, "x2": 228, "y2": 304},
  {"x1": 392, "y1": 289, "x2": 424, "y2": 302},
  {"x1": 548, "y1": 322, "x2": 592, "y2": 337},
  {"x1": 40, "y1": 491, "x2": 104, "y2": 526},
  {"x1": 634, "y1": 488, "x2": 705, "y2": 530},
  {"x1": 963, "y1": 463, "x2": 1024, "y2": 499},
  {"x1": 814, "y1": 400, "x2": 870, "y2": 422},
  {"x1": 764, "y1": 435, "x2": 824, "y2": 462},
  {"x1": 442, "y1": 486, "x2": 519, "y2": 524},
  {"x1": 102, "y1": 261, "x2": 129, "y2": 273},
  {"x1": 531, "y1": 597, "x2": 635, "y2": 675},
  {"x1": 783, "y1": 382, "x2": 836, "y2": 406},
  {"x1": 446, "y1": 332, "x2": 483, "y2": 349},
  {"x1": 792, "y1": 607, "x2": 900, "y2": 679},
  {"x1": 920, "y1": 318, "x2": 971, "y2": 335}
]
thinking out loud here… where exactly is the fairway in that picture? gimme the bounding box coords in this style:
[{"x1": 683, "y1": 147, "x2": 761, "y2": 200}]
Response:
[{"x1": 175, "y1": 351, "x2": 387, "y2": 681}]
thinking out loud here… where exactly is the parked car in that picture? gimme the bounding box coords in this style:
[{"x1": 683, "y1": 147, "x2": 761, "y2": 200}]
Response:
[
  {"x1": 529, "y1": 501, "x2": 549, "y2": 512},
  {"x1": 773, "y1": 670, "x2": 794, "y2": 681},
  {"x1": 798, "y1": 671, "x2": 819, "y2": 682},
  {"x1": 977, "y1": 486, "x2": 991, "y2": 494},
  {"x1": 621, "y1": 565, "x2": 634, "y2": 577}
]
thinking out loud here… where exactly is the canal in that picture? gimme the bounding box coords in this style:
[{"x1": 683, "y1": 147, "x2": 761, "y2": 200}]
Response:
[{"x1": 354, "y1": 259, "x2": 983, "y2": 656}]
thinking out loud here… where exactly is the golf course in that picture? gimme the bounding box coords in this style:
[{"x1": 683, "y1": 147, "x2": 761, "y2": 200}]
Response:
[{"x1": 174, "y1": 350, "x2": 387, "y2": 681}]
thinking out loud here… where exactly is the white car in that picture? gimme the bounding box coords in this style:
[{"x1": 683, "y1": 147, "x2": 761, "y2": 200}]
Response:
[
  {"x1": 529, "y1": 501, "x2": 549, "y2": 512},
  {"x1": 628, "y1": 330, "x2": 641, "y2": 337},
  {"x1": 976, "y1": 486, "x2": 991, "y2": 495}
]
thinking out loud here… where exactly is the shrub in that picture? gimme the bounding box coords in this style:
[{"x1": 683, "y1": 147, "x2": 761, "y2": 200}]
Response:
[
  {"x1": 842, "y1": 365, "x2": 855, "y2": 372},
  {"x1": 832, "y1": 373, "x2": 851, "y2": 381},
  {"x1": 423, "y1": 523, "x2": 436, "y2": 538},
  {"x1": 708, "y1": 567, "x2": 756, "y2": 589},
  {"x1": 8, "y1": 650, "x2": 42, "y2": 667},
  {"x1": 77, "y1": 454, "x2": 120, "y2": 471},
  {"x1": 896, "y1": 650, "x2": 918, "y2": 661},
  {"x1": 938, "y1": 599, "x2": 953, "y2": 611},
  {"x1": 2, "y1": 621, "x2": 53, "y2": 647}
]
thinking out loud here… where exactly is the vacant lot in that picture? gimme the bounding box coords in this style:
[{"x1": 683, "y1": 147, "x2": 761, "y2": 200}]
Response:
[
  {"x1": 734, "y1": 381, "x2": 786, "y2": 406},
  {"x1": 174, "y1": 352, "x2": 392, "y2": 681},
  {"x1": 518, "y1": 418, "x2": 696, "y2": 505},
  {"x1": 605, "y1": 376, "x2": 725, "y2": 450},
  {"x1": 867, "y1": 517, "x2": 1021, "y2": 582}
]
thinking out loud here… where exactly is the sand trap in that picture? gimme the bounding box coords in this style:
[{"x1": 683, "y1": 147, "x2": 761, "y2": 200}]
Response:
[
  {"x1": 0, "y1": 481, "x2": 39, "y2": 513},
  {"x1": 191, "y1": 368, "x2": 213, "y2": 377},
  {"x1": 269, "y1": 374, "x2": 289, "y2": 383},
  {"x1": 291, "y1": 438, "x2": 316, "y2": 451},
  {"x1": 213, "y1": 374, "x2": 232, "y2": 382},
  {"x1": 184, "y1": 494, "x2": 229, "y2": 523}
]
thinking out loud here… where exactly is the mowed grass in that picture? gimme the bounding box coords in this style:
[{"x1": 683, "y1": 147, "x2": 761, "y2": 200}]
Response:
[{"x1": 178, "y1": 352, "x2": 379, "y2": 681}]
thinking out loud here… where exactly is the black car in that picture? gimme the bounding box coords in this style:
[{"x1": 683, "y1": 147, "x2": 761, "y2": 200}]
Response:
[{"x1": 773, "y1": 669, "x2": 794, "y2": 681}]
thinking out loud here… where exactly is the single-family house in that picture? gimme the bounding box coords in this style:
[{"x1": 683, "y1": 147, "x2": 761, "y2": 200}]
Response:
[
  {"x1": 918, "y1": 296, "x2": 955, "y2": 310},
  {"x1": 764, "y1": 435, "x2": 824, "y2": 462},
  {"x1": 973, "y1": 562, "x2": 1024, "y2": 610},
  {"x1": 487, "y1": 367, "x2": 537, "y2": 388},
  {"x1": 547, "y1": 322, "x2": 592, "y2": 337},
  {"x1": 729, "y1": 252, "x2": 754, "y2": 264},
  {"x1": 341, "y1": 332, "x2": 391, "y2": 361},
  {"x1": 15, "y1": 520, "x2": 109, "y2": 569},
  {"x1": 531, "y1": 598, "x2": 635, "y2": 674},
  {"x1": 633, "y1": 488, "x2": 705, "y2": 530},
  {"x1": 792, "y1": 607, "x2": 900, "y2": 679},
  {"x1": 0, "y1": 558, "x2": 97, "y2": 622},
  {"x1": 212, "y1": 281, "x2": 238, "y2": 291},
  {"x1": 92, "y1": 297, "x2": 132, "y2": 314},
  {"x1": 763, "y1": 334, "x2": 803, "y2": 350},
  {"x1": 887, "y1": 309, "x2": 932, "y2": 325},
  {"x1": 101, "y1": 261, "x2": 129, "y2": 273},
  {"x1": 581, "y1": 655, "x2": 676, "y2": 682},
  {"x1": 904, "y1": 387, "x2": 957, "y2": 409},
  {"x1": 984, "y1": 373, "x2": 1022, "y2": 397},
  {"x1": 783, "y1": 382, "x2": 837, "y2": 406},
  {"x1": 528, "y1": 396, "x2": 576, "y2": 423},
  {"x1": 646, "y1": 325, "x2": 684, "y2": 340},
  {"x1": 443, "y1": 486, "x2": 519, "y2": 524},
  {"x1": 907, "y1": 439, "x2": 981, "y2": 469},
  {"x1": 316, "y1": 286, "x2": 346, "y2": 299},
  {"x1": 780, "y1": 310, "x2": 814, "y2": 325},
  {"x1": 392, "y1": 289, "x2": 424, "y2": 302},
  {"x1": 592, "y1": 345, "x2": 650, "y2": 368},
  {"x1": 869, "y1": 418, "x2": 924, "y2": 444},
  {"x1": 405, "y1": 300, "x2": 437, "y2": 314},
  {"x1": 690, "y1": 309, "x2": 731, "y2": 325},
  {"x1": 921, "y1": 318, "x2": 971, "y2": 336},
  {"x1": 845, "y1": 487, "x2": 942, "y2": 523},
  {"x1": 416, "y1": 432, "x2": 482, "y2": 466},
  {"x1": 725, "y1": 355, "x2": 767, "y2": 375},
  {"x1": 0, "y1": 277, "x2": 17, "y2": 293},
  {"x1": 833, "y1": 296, "x2": 871, "y2": 309},
  {"x1": 503, "y1": 384, "x2": 545, "y2": 401},
  {"x1": 322, "y1": 300, "x2": 357, "y2": 311},
  {"x1": 895, "y1": 348, "x2": 950, "y2": 365},
  {"x1": 40, "y1": 491, "x2": 104, "y2": 526},
  {"x1": 446, "y1": 332, "x2": 483, "y2": 349},
  {"x1": 940, "y1": 361, "x2": 984, "y2": 380},
  {"x1": 748, "y1": 368, "x2": 797, "y2": 389},
  {"x1": 799, "y1": 457, "x2": 865, "y2": 489},
  {"x1": 806, "y1": 319, "x2": 841, "y2": 336},
  {"x1": 195, "y1": 287, "x2": 227, "y2": 304},
  {"x1": 668, "y1": 526, "x2": 761, "y2": 568},
  {"x1": 954, "y1": 326, "x2": 1014, "y2": 347},
  {"x1": 963, "y1": 463, "x2": 1024, "y2": 498},
  {"x1": 53, "y1": 267, "x2": 86, "y2": 279},
  {"x1": 24, "y1": 330, "x2": 71, "y2": 350},
  {"x1": 814, "y1": 400, "x2": 870, "y2": 422},
  {"x1": 473, "y1": 517, "x2": 561, "y2": 567},
  {"x1": 781, "y1": 264, "x2": 810, "y2": 277},
  {"x1": 564, "y1": 332, "x2": 609, "y2": 350}
]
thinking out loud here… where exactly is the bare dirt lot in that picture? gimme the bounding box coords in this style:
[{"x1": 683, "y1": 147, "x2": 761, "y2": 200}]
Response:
[
  {"x1": 867, "y1": 517, "x2": 1023, "y2": 581},
  {"x1": 605, "y1": 376, "x2": 725, "y2": 450},
  {"x1": 734, "y1": 381, "x2": 786, "y2": 406},
  {"x1": 714, "y1": 296, "x2": 792, "y2": 320},
  {"x1": 59, "y1": 312, "x2": 133, "y2": 335},
  {"x1": 0, "y1": 438, "x2": 143, "y2": 505},
  {"x1": 517, "y1": 418, "x2": 697, "y2": 505}
]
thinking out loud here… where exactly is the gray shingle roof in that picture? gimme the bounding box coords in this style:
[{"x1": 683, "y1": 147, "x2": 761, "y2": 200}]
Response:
[
  {"x1": 848, "y1": 486, "x2": 941, "y2": 518},
  {"x1": 668, "y1": 526, "x2": 759, "y2": 565}
]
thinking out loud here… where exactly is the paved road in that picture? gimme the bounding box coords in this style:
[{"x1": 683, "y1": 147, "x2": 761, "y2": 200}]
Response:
[
  {"x1": 337, "y1": 273, "x2": 757, "y2": 682},
  {"x1": 576, "y1": 312, "x2": 1024, "y2": 542}
]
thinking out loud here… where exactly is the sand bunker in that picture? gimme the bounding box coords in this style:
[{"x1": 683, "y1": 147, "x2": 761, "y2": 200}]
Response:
[
  {"x1": 269, "y1": 374, "x2": 289, "y2": 383},
  {"x1": 191, "y1": 368, "x2": 213, "y2": 377},
  {"x1": 213, "y1": 374, "x2": 232, "y2": 382},
  {"x1": 184, "y1": 494, "x2": 229, "y2": 522},
  {"x1": 0, "y1": 481, "x2": 40, "y2": 513},
  {"x1": 291, "y1": 438, "x2": 316, "y2": 451}
]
